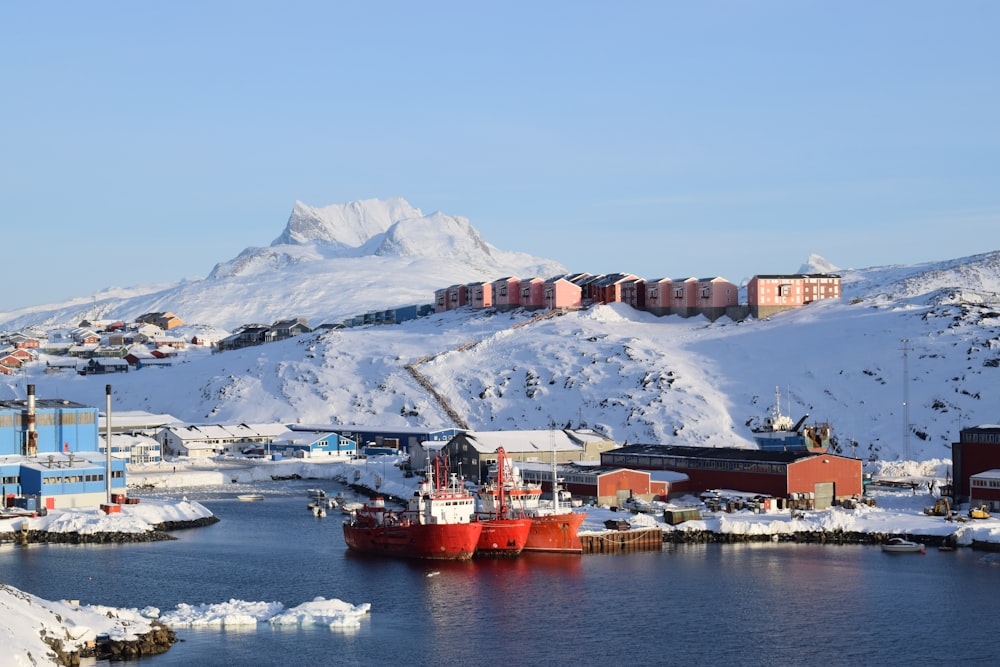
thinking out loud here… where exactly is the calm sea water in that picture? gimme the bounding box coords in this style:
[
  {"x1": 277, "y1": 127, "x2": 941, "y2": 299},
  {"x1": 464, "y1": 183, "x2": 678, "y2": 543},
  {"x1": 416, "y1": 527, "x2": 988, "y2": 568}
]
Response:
[{"x1": 2, "y1": 480, "x2": 998, "y2": 667}]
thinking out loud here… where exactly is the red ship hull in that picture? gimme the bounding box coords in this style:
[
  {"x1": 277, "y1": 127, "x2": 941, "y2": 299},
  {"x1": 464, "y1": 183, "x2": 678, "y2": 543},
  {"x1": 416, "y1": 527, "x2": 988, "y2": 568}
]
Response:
[
  {"x1": 474, "y1": 517, "x2": 532, "y2": 558},
  {"x1": 343, "y1": 521, "x2": 483, "y2": 561},
  {"x1": 523, "y1": 512, "x2": 585, "y2": 554}
]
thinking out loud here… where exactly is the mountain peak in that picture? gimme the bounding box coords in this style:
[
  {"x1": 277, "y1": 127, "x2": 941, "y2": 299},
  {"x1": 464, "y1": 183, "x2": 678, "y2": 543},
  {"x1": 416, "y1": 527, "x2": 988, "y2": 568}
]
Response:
[
  {"x1": 273, "y1": 197, "x2": 422, "y2": 248},
  {"x1": 798, "y1": 254, "x2": 840, "y2": 274}
]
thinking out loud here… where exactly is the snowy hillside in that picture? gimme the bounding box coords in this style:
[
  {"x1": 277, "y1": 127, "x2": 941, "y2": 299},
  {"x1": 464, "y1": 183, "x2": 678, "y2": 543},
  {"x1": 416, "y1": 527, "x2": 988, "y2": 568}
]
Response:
[
  {"x1": 2, "y1": 197, "x2": 999, "y2": 464},
  {"x1": 4, "y1": 249, "x2": 999, "y2": 464},
  {"x1": 0, "y1": 197, "x2": 565, "y2": 331}
]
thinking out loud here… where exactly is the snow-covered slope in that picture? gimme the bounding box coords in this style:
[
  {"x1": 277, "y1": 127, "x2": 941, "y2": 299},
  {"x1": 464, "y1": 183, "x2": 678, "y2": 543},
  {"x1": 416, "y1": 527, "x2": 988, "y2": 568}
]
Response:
[
  {"x1": 0, "y1": 197, "x2": 566, "y2": 331},
  {"x1": 2, "y1": 198, "x2": 999, "y2": 464},
  {"x1": 6, "y1": 249, "x2": 999, "y2": 464}
]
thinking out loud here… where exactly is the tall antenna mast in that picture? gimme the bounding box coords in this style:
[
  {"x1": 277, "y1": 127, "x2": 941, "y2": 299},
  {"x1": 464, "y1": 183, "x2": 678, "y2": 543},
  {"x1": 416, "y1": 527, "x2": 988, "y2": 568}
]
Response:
[{"x1": 901, "y1": 339, "x2": 910, "y2": 461}]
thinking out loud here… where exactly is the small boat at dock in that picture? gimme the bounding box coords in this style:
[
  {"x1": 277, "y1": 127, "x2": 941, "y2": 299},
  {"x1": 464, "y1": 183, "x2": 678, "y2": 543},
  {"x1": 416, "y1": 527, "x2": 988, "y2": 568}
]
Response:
[
  {"x1": 340, "y1": 501, "x2": 364, "y2": 515},
  {"x1": 881, "y1": 537, "x2": 925, "y2": 553}
]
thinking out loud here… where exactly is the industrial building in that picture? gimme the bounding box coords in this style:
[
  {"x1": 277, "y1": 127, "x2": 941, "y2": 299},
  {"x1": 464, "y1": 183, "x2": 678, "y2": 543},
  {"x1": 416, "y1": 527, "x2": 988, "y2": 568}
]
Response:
[
  {"x1": 952, "y1": 426, "x2": 1000, "y2": 505},
  {"x1": 440, "y1": 429, "x2": 619, "y2": 485},
  {"x1": 601, "y1": 444, "x2": 863, "y2": 509},
  {"x1": 516, "y1": 461, "x2": 689, "y2": 506},
  {"x1": 0, "y1": 385, "x2": 126, "y2": 509},
  {"x1": 969, "y1": 469, "x2": 1000, "y2": 511}
]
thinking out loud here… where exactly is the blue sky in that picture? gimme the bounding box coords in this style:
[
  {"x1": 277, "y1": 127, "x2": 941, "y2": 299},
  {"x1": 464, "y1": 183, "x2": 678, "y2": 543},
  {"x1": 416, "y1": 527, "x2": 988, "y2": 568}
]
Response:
[{"x1": 2, "y1": 2, "x2": 998, "y2": 313}]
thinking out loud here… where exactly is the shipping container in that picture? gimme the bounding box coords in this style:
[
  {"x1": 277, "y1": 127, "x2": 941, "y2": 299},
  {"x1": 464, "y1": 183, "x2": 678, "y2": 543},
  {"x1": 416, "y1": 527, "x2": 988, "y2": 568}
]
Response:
[{"x1": 663, "y1": 507, "x2": 702, "y2": 525}]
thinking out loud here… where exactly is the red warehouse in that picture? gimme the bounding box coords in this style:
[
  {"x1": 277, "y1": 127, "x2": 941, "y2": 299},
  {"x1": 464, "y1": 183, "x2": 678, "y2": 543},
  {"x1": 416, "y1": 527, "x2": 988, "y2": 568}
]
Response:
[
  {"x1": 953, "y1": 426, "x2": 1000, "y2": 504},
  {"x1": 601, "y1": 444, "x2": 862, "y2": 508}
]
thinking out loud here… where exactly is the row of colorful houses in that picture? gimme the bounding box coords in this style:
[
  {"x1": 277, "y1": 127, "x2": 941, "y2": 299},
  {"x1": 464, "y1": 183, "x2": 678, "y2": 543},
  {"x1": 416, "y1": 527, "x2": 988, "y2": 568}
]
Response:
[{"x1": 435, "y1": 272, "x2": 842, "y2": 320}]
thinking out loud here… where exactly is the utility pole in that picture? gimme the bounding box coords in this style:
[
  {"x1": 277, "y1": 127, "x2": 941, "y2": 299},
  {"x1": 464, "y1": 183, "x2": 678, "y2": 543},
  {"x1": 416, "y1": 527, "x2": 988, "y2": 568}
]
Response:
[{"x1": 901, "y1": 339, "x2": 910, "y2": 461}]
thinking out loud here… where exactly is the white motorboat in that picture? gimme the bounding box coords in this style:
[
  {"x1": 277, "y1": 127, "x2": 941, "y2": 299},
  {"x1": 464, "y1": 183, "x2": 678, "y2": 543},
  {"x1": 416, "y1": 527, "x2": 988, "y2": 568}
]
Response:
[{"x1": 881, "y1": 537, "x2": 925, "y2": 553}]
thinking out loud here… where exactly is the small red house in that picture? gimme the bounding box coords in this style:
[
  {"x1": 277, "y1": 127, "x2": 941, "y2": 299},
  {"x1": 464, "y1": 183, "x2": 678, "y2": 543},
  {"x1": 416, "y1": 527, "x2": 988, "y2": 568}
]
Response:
[
  {"x1": 467, "y1": 281, "x2": 492, "y2": 309},
  {"x1": 542, "y1": 276, "x2": 583, "y2": 310},
  {"x1": 644, "y1": 278, "x2": 673, "y2": 316},
  {"x1": 518, "y1": 277, "x2": 545, "y2": 310},
  {"x1": 491, "y1": 277, "x2": 521, "y2": 311}
]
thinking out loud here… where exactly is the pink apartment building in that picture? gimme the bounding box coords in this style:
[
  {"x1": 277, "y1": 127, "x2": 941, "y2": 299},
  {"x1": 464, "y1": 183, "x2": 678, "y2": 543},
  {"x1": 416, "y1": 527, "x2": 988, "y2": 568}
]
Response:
[
  {"x1": 694, "y1": 277, "x2": 739, "y2": 320},
  {"x1": 519, "y1": 277, "x2": 546, "y2": 310},
  {"x1": 491, "y1": 277, "x2": 521, "y2": 311},
  {"x1": 747, "y1": 274, "x2": 841, "y2": 318},
  {"x1": 543, "y1": 276, "x2": 583, "y2": 310},
  {"x1": 467, "y1": 281, "x2": 492, "y2": 309},
  {"x1": 644, "y1": 278, "x2": 672, "y2": 316}
]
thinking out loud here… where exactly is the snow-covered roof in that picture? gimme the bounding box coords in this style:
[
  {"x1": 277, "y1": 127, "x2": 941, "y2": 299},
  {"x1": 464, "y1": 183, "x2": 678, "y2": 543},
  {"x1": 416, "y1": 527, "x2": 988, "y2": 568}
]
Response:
[
  {"x1": 161, "y1": 423, "x2": 292, "y2": 442},
  {"x1": 100, "y1": 410, "x2": 183, "y2": 430},
  {"x1": 648, "y1": 470, "x2": 690, "y2": 483},
  {"x1": 458, "y1": 429, "x2": 604, "y2": 454}
]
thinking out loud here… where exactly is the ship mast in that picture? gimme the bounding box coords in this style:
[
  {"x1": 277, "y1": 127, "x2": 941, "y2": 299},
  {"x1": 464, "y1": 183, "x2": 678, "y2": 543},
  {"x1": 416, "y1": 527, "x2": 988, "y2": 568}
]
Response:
[
  {"x1": 550, "y1": 429, "x2": 559, "y2": 512},
  {"x1": 495, "y1": 447, "x2": 508, "y2": 519}
]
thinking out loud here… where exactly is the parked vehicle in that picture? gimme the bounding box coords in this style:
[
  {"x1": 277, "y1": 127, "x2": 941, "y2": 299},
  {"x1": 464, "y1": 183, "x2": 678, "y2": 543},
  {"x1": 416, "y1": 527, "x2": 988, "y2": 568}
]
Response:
[{"x1": 969, "y1": 505, "x2": 992, "y2": 520}]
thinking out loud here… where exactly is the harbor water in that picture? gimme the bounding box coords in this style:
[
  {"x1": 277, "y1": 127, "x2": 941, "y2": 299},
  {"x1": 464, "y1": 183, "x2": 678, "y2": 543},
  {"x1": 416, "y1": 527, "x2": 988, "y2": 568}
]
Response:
[{"x1": 1, "y1": 481, "x2": 998, "y2": 667}]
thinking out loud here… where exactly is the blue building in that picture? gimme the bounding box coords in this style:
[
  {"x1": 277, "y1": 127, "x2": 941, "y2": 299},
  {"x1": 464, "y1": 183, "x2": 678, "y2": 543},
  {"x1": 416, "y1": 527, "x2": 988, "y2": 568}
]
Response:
[
  {"x1": 291, "y1": 425, "x2": 464, "y2": 455},
  {"x1": 263, "y1": 430, "x2": 358, "y2": 459},
  {"x1": 0, "y1": 395, "x2": 100, "y2": 456},
  {"x1": 0, "y1": 385, "x2": 126, "y2": 509}
]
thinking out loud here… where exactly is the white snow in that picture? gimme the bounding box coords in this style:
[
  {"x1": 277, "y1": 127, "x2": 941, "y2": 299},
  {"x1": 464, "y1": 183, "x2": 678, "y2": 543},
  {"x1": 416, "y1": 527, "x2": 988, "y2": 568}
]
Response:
[
  {"x1": 0, "y1": 584, "x2": 158, "y2": 666},
  {"x1": 0, "y1": 497, "x2": 214, "y2": 537},
  {"x1": 157, "y1": 597, "x2": 370, "y2": 630},
  {"x1": 0, "y1": 583, "x2": 371, "y2": 666}
]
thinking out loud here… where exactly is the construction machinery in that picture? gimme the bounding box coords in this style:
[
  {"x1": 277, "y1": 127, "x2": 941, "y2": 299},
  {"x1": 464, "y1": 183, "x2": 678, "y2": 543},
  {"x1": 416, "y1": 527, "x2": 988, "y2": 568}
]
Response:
[
  {"x1": 924, "y1": 497, "x2": 954, "y2": 520},
  {"x1": 968, "y1": 504, "x2": 992, "y2": 520}
]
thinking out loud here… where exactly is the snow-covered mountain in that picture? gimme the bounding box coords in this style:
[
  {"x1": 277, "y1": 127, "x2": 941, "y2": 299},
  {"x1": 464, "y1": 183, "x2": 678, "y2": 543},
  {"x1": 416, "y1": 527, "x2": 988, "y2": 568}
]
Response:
[
  {"x1": 0, "y1": 197, "x2": 566, "y2": 331},
  {"x1": 3, "y1": 246, "x2": 1000, "y2": 464},
  {"x1": 798, "y1": 253, "x2": 841, "y2": 274},
  {"x1": 2, "y1": 197, "x2": 999, "y2": 464}
]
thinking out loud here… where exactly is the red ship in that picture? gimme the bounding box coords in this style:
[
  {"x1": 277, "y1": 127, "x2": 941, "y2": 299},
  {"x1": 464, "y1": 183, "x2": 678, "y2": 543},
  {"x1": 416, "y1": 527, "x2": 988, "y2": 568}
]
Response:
[
  {"x1": 476, "y1": 448, "x2": 583, "y2": 555},
  {"x1": 343, "y1": 458, "x2": 482, "y2": 560},
  {"x1": 474, "y1": 447, "x2": 532, "y2": 558}
]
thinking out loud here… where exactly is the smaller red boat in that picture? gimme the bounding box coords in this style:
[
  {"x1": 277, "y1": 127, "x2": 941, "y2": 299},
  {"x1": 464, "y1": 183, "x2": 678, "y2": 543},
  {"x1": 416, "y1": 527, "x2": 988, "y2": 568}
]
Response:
[
  {"x1": 477, "y1": 447, "x2": 583, "y2": 555},
  {"x1": 474, "y1": 447, "x2": 532, "y2": 558}
]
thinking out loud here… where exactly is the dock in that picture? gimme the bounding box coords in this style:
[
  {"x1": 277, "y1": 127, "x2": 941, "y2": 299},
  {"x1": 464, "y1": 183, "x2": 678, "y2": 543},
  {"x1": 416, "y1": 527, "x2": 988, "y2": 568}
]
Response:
[{"x1": 580, "y1": 527, "x2": 663, "y2": 554}]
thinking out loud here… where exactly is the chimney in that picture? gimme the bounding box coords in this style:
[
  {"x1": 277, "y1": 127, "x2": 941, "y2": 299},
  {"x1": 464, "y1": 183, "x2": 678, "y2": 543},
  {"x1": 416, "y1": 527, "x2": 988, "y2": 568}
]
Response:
[
  {"x1": 106, "y1": 385, "x2": 112, "y2": 504},
  {"x1": 26, "y1": 384, "x2": 37, "y2": 456}
]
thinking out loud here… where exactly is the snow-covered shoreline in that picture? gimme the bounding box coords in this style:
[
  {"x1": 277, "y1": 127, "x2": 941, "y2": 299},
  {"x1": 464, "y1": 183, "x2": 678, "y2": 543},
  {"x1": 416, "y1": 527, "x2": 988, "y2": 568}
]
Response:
[
  {"x1": 0, "y1": 583, "x2": 176, "y2": 666},
  {"x1": 0, "y1": 583, "x2": 372, "y2": 666},
  {"x1": 129, "y1": 455, "x2": 1000, "y2": 549},
  {"x1": 0, "y1": 497, "x2": 217, "y2": 545}
]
